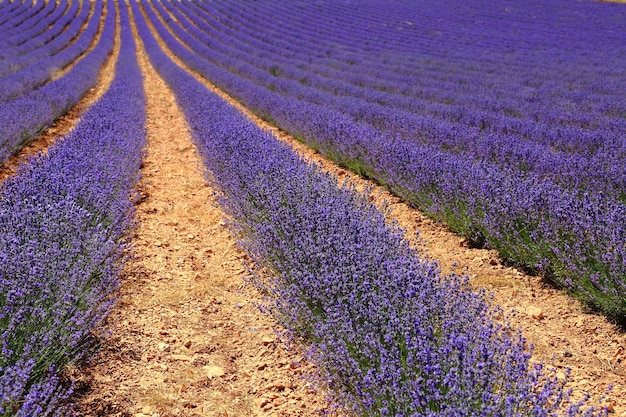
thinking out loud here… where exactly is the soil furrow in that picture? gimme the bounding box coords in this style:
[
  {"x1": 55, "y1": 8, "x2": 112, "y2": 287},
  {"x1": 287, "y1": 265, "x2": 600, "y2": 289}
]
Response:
[
  {"x1": 138, "y1": 1, "x2": 626, "y2": 413},
  {"x1": 70, "y1": 9, "x2": 329, "y2": 416}
]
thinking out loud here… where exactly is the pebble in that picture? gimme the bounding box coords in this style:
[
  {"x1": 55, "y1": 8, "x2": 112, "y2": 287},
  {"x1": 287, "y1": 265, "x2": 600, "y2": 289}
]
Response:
[
  {"x1": 171, "y1": 354, "x2": 192, "y2": 361},
  {"x1": 527, "y1": 306, "x2": 544, "y2": 320},
  {"x1": 204, "y1": 365, "x2": 225, "y2": 378}
]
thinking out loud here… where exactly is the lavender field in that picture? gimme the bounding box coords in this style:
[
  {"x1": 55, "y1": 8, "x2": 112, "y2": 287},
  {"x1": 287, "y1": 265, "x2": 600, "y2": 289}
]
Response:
[{"x1": 0, "y1": 0, "x2": 624, "y2": 415}]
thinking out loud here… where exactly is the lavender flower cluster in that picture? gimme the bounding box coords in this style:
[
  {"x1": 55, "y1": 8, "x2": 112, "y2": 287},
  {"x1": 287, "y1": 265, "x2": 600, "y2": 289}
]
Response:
[
  {"x1": 135, "y1": 3, "x2": 605, "y2": 415},
  {"x1": 0, "y1": 0, "x2": 113, "y2": 166},
  {"x1": 0, "y1": 0, "x2": 103, "y2": 101},
  {"x1": 0, "y1": 4, "x2": 145, "y2": 414},
  {"x1": 144, "y1": 0, "x2": 626, "y2": 322}
]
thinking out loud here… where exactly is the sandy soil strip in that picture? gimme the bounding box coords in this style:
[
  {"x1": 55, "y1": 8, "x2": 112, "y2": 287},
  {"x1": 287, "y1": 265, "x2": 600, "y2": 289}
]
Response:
[
  {"x1": 142, "y1": 2, "x2": 626, "y2": 413},
  {"x1": 70, "y1": 13, "x2": 330, "y2": 417},
  {"x1": 0, "y1": 1, "x2": 120, "y2": 184}
]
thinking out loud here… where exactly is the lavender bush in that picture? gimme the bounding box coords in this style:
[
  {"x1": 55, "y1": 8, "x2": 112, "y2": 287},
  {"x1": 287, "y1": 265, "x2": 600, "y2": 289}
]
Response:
[
  {"x1": 0, "y1": 4, "x2": 145, "y2": 414},
  {"x1": 144, "y1": 0, "x2": 626, "y2": 322},
  {"x1": 135, "y1": 4, "x2": 606, "y2": 415}
]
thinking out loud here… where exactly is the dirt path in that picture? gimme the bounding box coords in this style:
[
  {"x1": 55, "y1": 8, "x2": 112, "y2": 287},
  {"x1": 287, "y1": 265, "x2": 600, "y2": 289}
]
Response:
[
  {"x1": 137, "y1": 2, "x2": 626, "y2": 413},
  {"x1": 0, "y1": 1, "x2": 119, "y2": 184},
  {"x1": 71, "y1": 15, "x2": 329, "y2": 417}
]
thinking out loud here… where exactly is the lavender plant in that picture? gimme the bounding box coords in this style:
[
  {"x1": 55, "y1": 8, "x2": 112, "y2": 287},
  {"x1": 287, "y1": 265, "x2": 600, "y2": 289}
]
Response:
[
  {"x1": 0, "y1": 4, "x2": 145, "y2": 414},
  {"x1": 135, "y1": 4, "x2": 606, "y2": 415}
]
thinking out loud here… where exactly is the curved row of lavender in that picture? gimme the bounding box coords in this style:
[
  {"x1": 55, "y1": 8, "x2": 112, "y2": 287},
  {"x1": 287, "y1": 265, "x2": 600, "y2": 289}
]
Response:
[
  {"x1": 0, "y1": 0, "x2": 113, "y2": 167},
  {"x1": 0, "y1": 0, "x2": 70, "y2": 59},
  {"x1": 0, "y1": 0, "x2": 84, "y2": 76},
  {"x1": 146, "y1": 0, "x2": 626, "y2": 322},
  {"x1": 134, "y1": 3, "x2": 606, "y2": 416},
  {"x1": 0, "y1": 0, "x2": 102, "y2": 101},
  {"x1": 0, "y1": 1, "x2": 26, "y2": 28},
  {"x1": 0, "y1": 4, "x2": 145, "y2": 415},
  {"x1": 0, "y1": 0, "x2": 57, "y2": 50},
  {"x1": 0, "y1": 0, "x2": 44, "y2": 38}
]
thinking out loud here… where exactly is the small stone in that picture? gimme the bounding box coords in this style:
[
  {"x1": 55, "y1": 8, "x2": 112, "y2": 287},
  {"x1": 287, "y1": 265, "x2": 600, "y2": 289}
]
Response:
[
  {"x1": 188, "y1": 234, "x2": 195, "y2": 239},
  {"x1": 267, "y1": 381, "x2": 287, "y2": 391},
  {"x1": 527, "y1": 306, "x2": 544, "y2": 320},
  {"x1": 262, "y1": 336, "x2": 274, "y2": 345},
  {"x1": 254, "y1": 397, "x2": 271, "y2": 408},
  {"x1": 204, "y1": 365, "x2": 225, "y2": 378},
  {"x1": 183, "y1": 340, "x2": 192, "y2": 349},
  {"x1": 171, "y1": 354, "x2": 192, "y2": 361},
  {"x1": 563, "y1": 349, "x2": 573, "y2": 358},
  {"x1": 158, "y1": 342, "x2": 169, "y2": 351},
  {"x1": 489, "y1": 259, "x2": 498, "y2": 265}
]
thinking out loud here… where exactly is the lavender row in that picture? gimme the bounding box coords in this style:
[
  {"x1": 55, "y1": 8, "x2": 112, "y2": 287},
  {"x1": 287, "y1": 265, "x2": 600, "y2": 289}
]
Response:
[
  {"x1": 0, "y1": 0, "x2": 86, "y2": 77},
  {"x1": 0, "y1": 4, "x2": 145, "y2": 415},
  {"x1": 0, "y1": 0, "x2": 103, "y2": 102},
  {"x1": 0, "y1": 0, "x2": 113, "y2": 167},
  {"x1": 0, "y1": 0, "x2": 57, "y2": 49},
  {"x1": 134, "y1": 4, "x2": 606, "y2": 415},
  {"x1": 145, "y1": 0, "x2": 626, "y2": 321},
  {"x1": 0, "y1": 0, "x2": 72, "y2": 63},
  {"x1": 0, "y1": 1, "x2": 25, "y2": 28},
  {"x1": 158, "y1": 0, "x2": 626, "y2": 197},
  {"x1": 0, "y1": 0, "x2": 42, "y2": 37}
]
